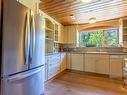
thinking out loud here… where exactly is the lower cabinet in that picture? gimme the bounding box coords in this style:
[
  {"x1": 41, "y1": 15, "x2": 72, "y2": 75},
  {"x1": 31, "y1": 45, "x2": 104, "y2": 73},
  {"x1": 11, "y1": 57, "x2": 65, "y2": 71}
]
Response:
[
  {"x1": 60, "y1": 53, "x2": 67, "y2": 71},
  {"x1": 48, "y1": 65, "x2": 61, "y2": 80},
  {"x1": 109, "y1": 55, "x2": 123, "y2": 79},
  {"x1": 85, "y1": 54, "x2": 110, "y2": 75},
  {"x1": 45, "y1": 52, "x2": 124, "y2": 81},
  {"x1": 71, "y1": 53, "x2": 84, "y2": 71},
  {"x1": 45, "y1": 53, "x2": 67, "y2": 81},
  {"x1": 95, "y1": 55, "x2": 109, "y2": 74},
  {"x1": 66, "y1": 53, "x2": 71, "y2": 69},
  {"x1": 85, "y1": 54, "x2": 96, "y2": 73}
]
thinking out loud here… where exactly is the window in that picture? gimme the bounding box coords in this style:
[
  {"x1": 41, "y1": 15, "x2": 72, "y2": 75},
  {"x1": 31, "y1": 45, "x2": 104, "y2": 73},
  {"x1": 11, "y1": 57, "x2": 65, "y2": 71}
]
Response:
[{"x1": 79, "y1": 29, "x2": 119, "y2": 47}]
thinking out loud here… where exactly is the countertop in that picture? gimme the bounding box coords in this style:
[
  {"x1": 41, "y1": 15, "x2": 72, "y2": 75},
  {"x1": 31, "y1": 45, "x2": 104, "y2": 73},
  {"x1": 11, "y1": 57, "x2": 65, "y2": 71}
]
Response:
[
  {"x1": 66, "y1": 51, "x2": 127, "y2": 55},
  {"x1": 45, "y1": 51, "x2": 127, "y2": 56},
  {"x1": 45, "y1": 52, "x2": 65, "y2": 56}
]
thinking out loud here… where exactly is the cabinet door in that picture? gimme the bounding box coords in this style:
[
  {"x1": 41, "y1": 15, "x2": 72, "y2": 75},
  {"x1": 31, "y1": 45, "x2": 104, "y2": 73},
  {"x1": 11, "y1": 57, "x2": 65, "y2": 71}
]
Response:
[
  {"x1": 62, "y1": 26, "x2": 68, "y2": 43},
  {"x1": 85, "y1": 54, "x2": 96, "y2": 72},
  {"x1": 68, "y1": 26, "x2": 77, "y2": 44},
  {"x1": 71, "y1": 54, "x2": 84, "y2": 71},
  {"x1": 95, "y1": 55, "x2": 109, "y2": 74},
  {"x1": 60, "y1": 53, "x2": 67, "y2": 71},
  {"x1": 66, "y1": 53, "x2": 71, "y2": 69},
  {"x1": 48, "y1": 65, "x2": 60, "y2": 80},
  {"x1": 58, "y1": 25, "x2": 64, "y2": 43},
  {"x1": 47, "y1": 53, "x2": 61, "y2": 80},
  {"x1": 63, "y1": 26, "x2": 77, "y2": 44},
  {"x1": 110, "y1": 55, "x2": 123, "y2": 78},
  {"x1": 85, "y1": 54, "x2": 109, "y2": 74}
]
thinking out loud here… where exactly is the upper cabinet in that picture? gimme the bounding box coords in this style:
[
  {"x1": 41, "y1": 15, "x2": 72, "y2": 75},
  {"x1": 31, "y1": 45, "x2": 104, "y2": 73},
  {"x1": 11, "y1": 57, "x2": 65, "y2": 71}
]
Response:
[
  {"x1": 54, "y1": 24, "x2": 59, "y2": 42},
  {"x1": 62, "y1": 25, "x2": 77, "y2": 44},
  {"x1": 17, "y1": 0, "x2": 39, "y2": 12},
  {"x1": 58, "y1": 25, "x2": 64, "y2": 43},
  {"x1": 45, "y1": 18, "x2": 54, "y2": 41},
  {"x1": 119, "y1": 18, "x2": 127, "y2": 47},
  {"x1": 45, "y1": 17, "x2": 65, "y2": 44}
]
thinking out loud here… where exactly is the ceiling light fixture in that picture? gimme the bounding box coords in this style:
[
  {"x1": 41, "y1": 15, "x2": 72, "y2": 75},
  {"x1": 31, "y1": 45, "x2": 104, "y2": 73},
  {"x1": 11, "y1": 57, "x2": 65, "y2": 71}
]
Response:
[
  {"x1": 89, "y1": 17, "x2": 96, "y2": 24},
  {"x1": 81, "y1": 0, "x2": 92, "y2": 3},
  {"x1": 70, "y1": 15, "x2": 75, "y2": 20}
]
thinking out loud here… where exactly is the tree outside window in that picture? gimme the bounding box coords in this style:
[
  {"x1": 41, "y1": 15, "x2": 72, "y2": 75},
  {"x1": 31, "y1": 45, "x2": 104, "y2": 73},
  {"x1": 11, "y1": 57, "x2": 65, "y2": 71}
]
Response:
[{"x1": 79, "y1": 29, "x2": 118, "y2": 47}]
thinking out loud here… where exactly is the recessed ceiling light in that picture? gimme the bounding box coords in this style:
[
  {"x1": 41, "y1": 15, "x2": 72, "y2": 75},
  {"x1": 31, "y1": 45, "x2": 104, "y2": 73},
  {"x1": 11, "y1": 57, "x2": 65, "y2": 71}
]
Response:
[
  {"x1": 81, "y1": 0, "x2": 92, "y2": 3},
  {"x1": 70, "y1": 15, "x2": 76, "y2": 20},
  {"x1": 89, "y1": 17, "x2": 96, "y2": 23}
]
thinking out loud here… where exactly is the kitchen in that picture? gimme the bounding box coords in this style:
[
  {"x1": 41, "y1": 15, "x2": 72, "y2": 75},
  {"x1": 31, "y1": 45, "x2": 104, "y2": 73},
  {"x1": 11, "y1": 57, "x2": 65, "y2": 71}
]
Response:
[{"x1": 1, "y1": 0, "x2": 127, "y2": 95}]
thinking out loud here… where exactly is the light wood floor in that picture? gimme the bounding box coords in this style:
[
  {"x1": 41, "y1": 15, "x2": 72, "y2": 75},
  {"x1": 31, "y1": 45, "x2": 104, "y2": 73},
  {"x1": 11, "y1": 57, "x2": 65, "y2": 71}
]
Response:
[{"x1": 45, "y1": 71, "x2": 127, "y2": 95}]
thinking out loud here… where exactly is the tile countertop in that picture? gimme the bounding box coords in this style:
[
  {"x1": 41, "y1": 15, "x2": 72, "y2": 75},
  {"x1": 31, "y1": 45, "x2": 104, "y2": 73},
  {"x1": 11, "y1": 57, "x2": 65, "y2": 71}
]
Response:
[
  {"x1": 45, "y1": 52, "x2": 65, "y2": 56},
  {"x1": 66, "y1": 51, "x2": 127, "y2": 55},
  {"x1": 45, "y1": 51, "x2": 127, "y2": 55}
]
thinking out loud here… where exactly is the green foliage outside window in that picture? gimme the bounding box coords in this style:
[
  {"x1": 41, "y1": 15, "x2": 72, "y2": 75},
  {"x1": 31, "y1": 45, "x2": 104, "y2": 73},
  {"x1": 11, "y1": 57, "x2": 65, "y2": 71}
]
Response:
[{"x1": 79, "y1": 29, "x2": 118, "y2": 47}]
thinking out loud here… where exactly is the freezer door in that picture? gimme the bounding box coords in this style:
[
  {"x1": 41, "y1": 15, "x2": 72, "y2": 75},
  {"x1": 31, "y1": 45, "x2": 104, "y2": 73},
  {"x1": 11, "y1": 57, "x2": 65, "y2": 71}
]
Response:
[
  {"x1": 2, "y1": 0, "x2": 30, "y2": 76},
  {"x1": 29, "y1": 14, "x2": 45, "y2": 69},
  {"x1": 1, "y1": 66, "x2": 45, "y2": 95}
]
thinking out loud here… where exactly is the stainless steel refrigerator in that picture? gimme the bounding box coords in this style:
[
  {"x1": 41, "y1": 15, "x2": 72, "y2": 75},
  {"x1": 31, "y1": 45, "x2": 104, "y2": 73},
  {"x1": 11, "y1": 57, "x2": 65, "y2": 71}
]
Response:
[{"x1": 0, "y1": 0, "x2": 45, "y2": 95}]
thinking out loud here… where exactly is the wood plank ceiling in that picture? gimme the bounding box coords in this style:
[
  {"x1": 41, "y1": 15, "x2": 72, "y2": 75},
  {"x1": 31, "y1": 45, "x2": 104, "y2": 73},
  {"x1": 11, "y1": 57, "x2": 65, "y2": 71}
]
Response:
[{"x1": 39, "y1": 0, "x2": 127, "y2": 25}]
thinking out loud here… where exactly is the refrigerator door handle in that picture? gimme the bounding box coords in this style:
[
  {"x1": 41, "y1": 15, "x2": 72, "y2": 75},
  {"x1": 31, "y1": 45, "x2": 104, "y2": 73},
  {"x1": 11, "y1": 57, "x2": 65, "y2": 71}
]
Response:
[
  {"x1": 30, "y1": 12, "x2": 35, "y2": 62},
  {"x1": 7, "y1": 68, "x2": 42, "y2": 82},
  {"x1": 24, "y1": 11, "x2": 30, "y2": 65}
]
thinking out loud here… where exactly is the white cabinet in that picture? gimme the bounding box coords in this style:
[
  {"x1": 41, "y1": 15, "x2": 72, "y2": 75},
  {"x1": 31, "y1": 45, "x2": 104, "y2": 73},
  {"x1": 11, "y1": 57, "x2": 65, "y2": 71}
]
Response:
[
  {"x1": 85, "y1": 54, "x2": 96, "y2": 73},
  {"x1": 45, "y1": 53, "x2": 67, "y2": 80},
  {"x1": 60, "y1": 53, "x2": 67, "y2": 71},
  {"x1": 63, "y1": 25, "x2": 77, "y2": 44},
  {"x1": 46, "y1": 53, "x2": 61, "y2": 80},
  {"x1": 95, "y1": 55, "x2": 109, "y2": 74},
  {"x1": 110, "y1": 55, "x2": 123, "y2": 79},
  {"x1": 85, "y1": 54, "x2": 109, "y2": 74},
  {"x1": 71, "y1": 54, "x2": 84, "y2": 71},
  {"x1": 66, "y1": 53, "x2": 71, "y2": 69},
  {"x1": 58, "y1": 25, "x2": 64, "y2": 43}
]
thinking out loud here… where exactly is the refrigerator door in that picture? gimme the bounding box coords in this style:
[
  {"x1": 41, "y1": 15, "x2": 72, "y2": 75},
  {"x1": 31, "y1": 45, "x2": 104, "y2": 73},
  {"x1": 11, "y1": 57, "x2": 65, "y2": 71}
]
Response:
[
  {"x1": 1, "y1": 66, "x2": 45, "y2": 95},
  {"x1": 29, "y1": 14, "x2": 45, "y2": 69},
  {"x1": 0, "y1": 0, "x2": 2, "y2": 28},
  {"x1": 0, "y1": 0, "x2": 2, "y2": 58},
  {"x1": 2, "y1": 0, "x2": 30, "y2": 77}
]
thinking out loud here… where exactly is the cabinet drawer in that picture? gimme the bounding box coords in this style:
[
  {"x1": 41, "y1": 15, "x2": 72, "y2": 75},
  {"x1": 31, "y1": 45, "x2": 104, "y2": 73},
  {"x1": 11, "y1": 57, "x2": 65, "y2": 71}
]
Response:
[
  {"x1": 48, "y1": 62, "x2": 60, "y2": 70},
  {"x1": 48, "y1": 55, "x2": 61, "y2": 61},
  {"x1": 48, "y1": 65, "x2": 60, "y2": 79}
]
